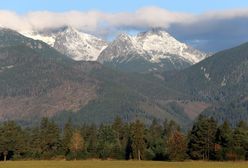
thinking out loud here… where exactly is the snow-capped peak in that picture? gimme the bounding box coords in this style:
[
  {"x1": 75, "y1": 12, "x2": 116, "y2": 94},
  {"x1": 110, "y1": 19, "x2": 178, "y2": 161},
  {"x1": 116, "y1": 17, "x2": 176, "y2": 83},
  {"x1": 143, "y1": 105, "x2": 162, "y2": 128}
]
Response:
[
  {"x1": 135, "y1": 29, "x2": 206, "y2": 64},
  {"x1": 98, "y1": 33, "x2": 145, "y2": 63},
  {"x1": 53, "y1": 26, "x2": 108, "y2": 61},
  {"x1": 98, "y1": 29, "x2": 207, "y2": 72},
  {"x1": 20, "y1": 26, "x2": 108, "y2": 61},
  {"x1": 20, "y1": 27, "x2": 206, "y2": 71}
]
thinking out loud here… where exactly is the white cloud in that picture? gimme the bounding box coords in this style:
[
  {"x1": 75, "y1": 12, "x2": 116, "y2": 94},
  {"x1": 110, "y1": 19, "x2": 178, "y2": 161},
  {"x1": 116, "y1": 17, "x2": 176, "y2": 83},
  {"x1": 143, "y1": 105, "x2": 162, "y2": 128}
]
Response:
[
  {"x1": 0, "y1": 10, "x2": 31, "y2": 30},
  {"x1": 0, "y1": 7, "x2": 248, "y2": 51},
  {"x1": 0, "y1": 7, "x2": 247, "y2": 33}
]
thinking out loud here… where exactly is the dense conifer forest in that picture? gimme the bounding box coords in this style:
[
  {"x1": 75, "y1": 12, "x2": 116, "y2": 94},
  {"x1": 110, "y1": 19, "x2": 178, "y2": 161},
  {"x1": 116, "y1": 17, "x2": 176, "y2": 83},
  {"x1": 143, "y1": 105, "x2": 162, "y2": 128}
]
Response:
[{"x1": 0, "y1": 116, "x2": 247, "y2": 161}]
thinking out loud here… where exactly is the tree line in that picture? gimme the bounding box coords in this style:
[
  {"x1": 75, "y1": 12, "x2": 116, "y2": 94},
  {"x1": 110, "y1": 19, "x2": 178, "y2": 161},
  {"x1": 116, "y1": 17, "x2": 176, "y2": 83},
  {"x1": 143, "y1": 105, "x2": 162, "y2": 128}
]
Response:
[{"x1": 0, "y1": 115, "x2": 247, "y2": 161}]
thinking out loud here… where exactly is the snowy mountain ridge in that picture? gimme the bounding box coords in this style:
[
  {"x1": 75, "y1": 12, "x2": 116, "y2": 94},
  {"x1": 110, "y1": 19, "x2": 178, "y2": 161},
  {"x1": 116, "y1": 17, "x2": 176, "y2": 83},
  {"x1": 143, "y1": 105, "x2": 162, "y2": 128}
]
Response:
[
  {"x1": 20, "y1": 27, "x2": 207, "y2": 72},
  {"x1": 21, "y1": 26, "x2": 108, "y2": 61},
  {"x1": 98, "y1": 29, "x2": 206, "y2": 65}
]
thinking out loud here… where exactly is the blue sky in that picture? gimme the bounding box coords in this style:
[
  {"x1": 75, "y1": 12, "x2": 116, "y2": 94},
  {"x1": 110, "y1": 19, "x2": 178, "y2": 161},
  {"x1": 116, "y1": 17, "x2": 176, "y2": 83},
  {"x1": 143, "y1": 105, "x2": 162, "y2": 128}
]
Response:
[{"x1": 1, "y1": 0, "x2": 248, "y2": 13}]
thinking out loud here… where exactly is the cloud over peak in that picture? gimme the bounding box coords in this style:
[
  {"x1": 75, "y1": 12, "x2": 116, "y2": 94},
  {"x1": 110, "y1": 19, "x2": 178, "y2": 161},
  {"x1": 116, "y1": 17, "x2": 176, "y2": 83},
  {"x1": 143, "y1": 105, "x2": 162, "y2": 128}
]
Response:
[
  {"x1": 1, "y1": 7, "x2": 248, "y2": 52},
  {"x1": 0, "y1": 7, "x2": 193, "y2": 32}
]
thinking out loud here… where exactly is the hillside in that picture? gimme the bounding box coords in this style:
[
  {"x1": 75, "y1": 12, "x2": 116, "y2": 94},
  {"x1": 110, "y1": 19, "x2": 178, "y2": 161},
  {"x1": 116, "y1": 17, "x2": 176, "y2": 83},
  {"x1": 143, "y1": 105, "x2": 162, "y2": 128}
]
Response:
[
  {"x1": 0, "y1": 28, "x2": 197, "y2": 127},
  {"x1": 162, "y1": 42, "x2": 248, "y2": 125}
]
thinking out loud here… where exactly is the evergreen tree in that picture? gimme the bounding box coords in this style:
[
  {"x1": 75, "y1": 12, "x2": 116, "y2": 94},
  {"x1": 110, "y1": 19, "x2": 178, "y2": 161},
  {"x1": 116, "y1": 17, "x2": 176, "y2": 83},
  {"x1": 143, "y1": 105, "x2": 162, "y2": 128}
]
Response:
[
  {"x1": 86, "y1": 124, "x2": 98, "y2": 158},
  {"x1": 145, "y1": 119, "x2": 165, "y2": 160},
  {"x1": 0, "y1": 116, "x2": 246, "y2": 161},
  {"x1": 187, "y1": 115, "x2": 217, "y2": 160},
  {"x1": 0, "y1": 121, "x2": 26, "y2": 161},
  {"x1": 97, "y1": 124, "x2": 119, "y2": 159},
  {"x1": 39, "y1": 118, "x2": 61, "y2": 159},
  {"x1": 62, "y1": 119, "x2": 74, "y2": 155},
  {"x1": 232, "y1": 121, "x2": 248, "y2": 160},
  {"x1": 28, "y1": 127, "x2": 42, "y2": 158},
  {"x1": 130, "y1": 120, "x2": 145, "y2": 160},
  {"x1": 112, "y1": 117, "x2": 126, "y2": 159},
  {"x1": 215, "y1": 121, "x2": 233, "y2": 160}
]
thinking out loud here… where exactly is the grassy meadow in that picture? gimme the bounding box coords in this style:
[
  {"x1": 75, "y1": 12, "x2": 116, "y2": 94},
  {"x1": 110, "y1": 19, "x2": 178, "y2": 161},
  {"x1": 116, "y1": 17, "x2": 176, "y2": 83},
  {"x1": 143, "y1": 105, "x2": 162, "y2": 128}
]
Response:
[{"x1": 0, "y1": 161, "x2": 247, "y2": 168}]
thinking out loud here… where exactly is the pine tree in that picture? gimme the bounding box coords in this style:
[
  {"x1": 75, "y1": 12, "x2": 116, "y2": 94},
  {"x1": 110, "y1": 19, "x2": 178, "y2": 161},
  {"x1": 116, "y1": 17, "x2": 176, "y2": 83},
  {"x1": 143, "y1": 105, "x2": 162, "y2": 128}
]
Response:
[
  {"x1": 215, "y1": 120, "x2": 233, "y2": 160},
  {"x1": 130, "y1": 120, "x2": 145, "y2": 160},
  {"x1": 112, "y1": 117, "x2": 126, "y2": 159},
  {"x1": 39, "y1": 118, "x2": 61, "y2": 159},
  {"x1": 86, "y1": 124, "x2": 98, "y2": 158},
  {"x1": 146, "y1": 119, "x2": 165, "y2": 160},
  {"x1": 97, "y1": 124, "x2": 118, "y2": 159},
  {"x1": 28, "y1": 127, "x2": 42, "y2": 158},
  {"x1": 187, "y1": 115, "x2": 217, "y2": 160},
  {"x1": 112, "y1": 117, "x2": 125, "y2": 144},
  {"x1": 232, "y1": 121, "x2": 248, "y2": 160},
  {"x1": 62, "y1": 119, "x2": 73, "y2": 155},
  {"x1": 0, "y1": 121, "x2": 26, "y2": 161}
]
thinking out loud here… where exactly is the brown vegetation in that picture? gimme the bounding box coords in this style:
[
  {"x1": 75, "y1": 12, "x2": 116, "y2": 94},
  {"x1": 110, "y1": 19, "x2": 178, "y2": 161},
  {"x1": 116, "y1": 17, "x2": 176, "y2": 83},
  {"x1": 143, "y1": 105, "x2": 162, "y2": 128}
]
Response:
[{"x1": 0, "y1": 82, "x2": 97, "y2": 120}]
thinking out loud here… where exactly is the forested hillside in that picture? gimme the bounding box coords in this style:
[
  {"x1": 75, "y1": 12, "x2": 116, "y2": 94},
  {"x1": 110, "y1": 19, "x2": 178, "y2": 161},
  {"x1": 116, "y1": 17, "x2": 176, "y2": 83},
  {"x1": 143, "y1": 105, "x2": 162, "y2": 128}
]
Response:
[
  {"x1": 0, "y1": 28, "x2": 195, "y2": 127},
  {"x1": 162, "y1": 42, "x2": 248, "y2": 126}
]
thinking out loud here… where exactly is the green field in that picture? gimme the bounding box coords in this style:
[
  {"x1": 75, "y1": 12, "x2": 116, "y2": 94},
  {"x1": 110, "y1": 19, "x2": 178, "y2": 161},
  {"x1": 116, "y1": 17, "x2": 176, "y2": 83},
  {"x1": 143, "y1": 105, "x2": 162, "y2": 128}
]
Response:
[{"x1": 0, "y1": 161, "x2": 247, "y2": 168}]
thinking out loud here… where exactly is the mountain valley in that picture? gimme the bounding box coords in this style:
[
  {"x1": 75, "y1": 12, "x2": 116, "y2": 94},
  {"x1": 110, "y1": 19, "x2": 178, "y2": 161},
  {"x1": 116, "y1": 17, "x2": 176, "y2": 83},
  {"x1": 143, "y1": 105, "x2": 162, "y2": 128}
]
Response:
[{"x1": 0, "y1": 27, "x2": 247, "y2": 128}]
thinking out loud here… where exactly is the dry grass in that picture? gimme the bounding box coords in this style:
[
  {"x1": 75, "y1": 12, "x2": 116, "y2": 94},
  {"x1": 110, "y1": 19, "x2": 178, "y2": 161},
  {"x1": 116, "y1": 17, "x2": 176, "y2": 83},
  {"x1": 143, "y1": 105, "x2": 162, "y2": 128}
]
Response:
[{"x1": 0, "y1": 160, "x2": 247, "y2": 168}]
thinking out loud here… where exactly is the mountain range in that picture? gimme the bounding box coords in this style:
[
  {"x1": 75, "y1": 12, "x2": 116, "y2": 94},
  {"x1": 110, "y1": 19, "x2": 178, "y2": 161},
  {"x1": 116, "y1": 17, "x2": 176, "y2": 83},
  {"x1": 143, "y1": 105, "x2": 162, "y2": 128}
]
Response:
[
  {"x1": 0, "y1": 27, "x2": 247, "y2": 128},
  {"x1": 21, "y1": 27, "x2": 207, "y2": 73},
  {"x1": 98, "y1": 29, "x2": 206, "y2": 72},
  {"x1": 0, "y1": 28, "x2": 191, "y2": 127}
]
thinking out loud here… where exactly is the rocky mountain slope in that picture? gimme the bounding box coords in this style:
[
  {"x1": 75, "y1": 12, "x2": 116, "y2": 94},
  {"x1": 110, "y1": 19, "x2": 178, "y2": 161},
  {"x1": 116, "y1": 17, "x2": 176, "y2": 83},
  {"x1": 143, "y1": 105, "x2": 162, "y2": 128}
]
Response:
[
  {"x1": 98, "y1": 29, "x2": 207, "y2": 72},
  {"x1": 21, "y1": 27, "x2": 206, "y2": 72},
  {"x1": 21, "y1": 26, "x2": 108, "y2": 61}
]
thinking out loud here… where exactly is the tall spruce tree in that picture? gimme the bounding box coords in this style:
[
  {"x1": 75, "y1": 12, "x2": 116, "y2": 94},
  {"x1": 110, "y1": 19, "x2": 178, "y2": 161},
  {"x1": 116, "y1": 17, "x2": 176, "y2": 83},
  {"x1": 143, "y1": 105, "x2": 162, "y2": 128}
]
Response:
[
  {"x1": 97, "y1": 124, "x2": 119, "y2": 159},
  {"x1": 86, "y1": 124, "x2": 98, "y2": 158},
  {"x1": 130, "y1": 120, "x2": 145, "y2": 160},
  {"x1": 146, "y1": 119, "x2": 165, "y2": 160},
  {"x1": 0, "y1": 121, "x2": 26, "y2": 161},
  {"x1": 39, "y1": 118, "x2": 61, "y2": 159},
  {"x1": 62, "y1": 119, "x2": 73, "y2": 155},
  {"x1": 215, "y1": 120, "x2": 233, "y2": 160},
  {"x1": 28, "y1": 127, "x2": 42, "y2": 158},
  {"x1": 232, "y1": 121, "x2": 248, "y2": 160},
  {"x1": 112, "y1": 117, "x2": 126, "y2": 159},
  {"x1": 187, "y1": 115, "x2": 217, "y2": 160}
]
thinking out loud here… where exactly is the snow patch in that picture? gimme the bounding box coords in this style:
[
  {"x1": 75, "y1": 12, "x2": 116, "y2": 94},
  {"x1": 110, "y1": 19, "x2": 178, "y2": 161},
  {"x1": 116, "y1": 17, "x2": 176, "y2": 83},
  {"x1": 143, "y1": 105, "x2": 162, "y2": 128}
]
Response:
[
  {"x1": 201, "y1": 66, "x2": 211, "y2": 81},
  {"x1": 221, "y1": 77, "x2": 227, "y2": 86},
  {"x1": 0, "y1": 65, "x2": 14, "y2": 72}
]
